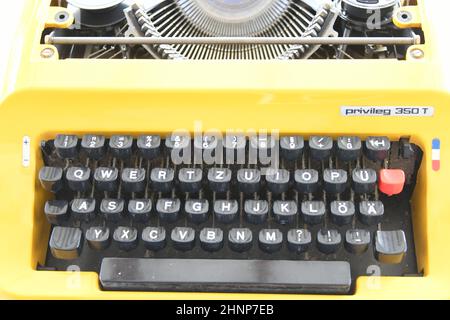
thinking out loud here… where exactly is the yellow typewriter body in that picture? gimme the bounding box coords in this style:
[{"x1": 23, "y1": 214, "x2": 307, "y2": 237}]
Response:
[{"x1": 0, "y1": 0, "x2": 449, "y2": 299}]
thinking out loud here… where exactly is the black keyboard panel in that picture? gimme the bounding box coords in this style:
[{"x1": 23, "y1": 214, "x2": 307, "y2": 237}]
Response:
[{"x1": 38, "y1": 134, "x2": 422, "y2": 294}]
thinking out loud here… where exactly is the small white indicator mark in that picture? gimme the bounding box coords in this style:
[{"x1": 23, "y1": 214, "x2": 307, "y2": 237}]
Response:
[{"x1": 22, "y1": 136, "x2": 30, "y2": 167}]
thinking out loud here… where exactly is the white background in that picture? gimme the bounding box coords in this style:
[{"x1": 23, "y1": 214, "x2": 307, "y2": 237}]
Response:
[{"x1": 0, "y1": 0, "x2": 26, "y2": 90}]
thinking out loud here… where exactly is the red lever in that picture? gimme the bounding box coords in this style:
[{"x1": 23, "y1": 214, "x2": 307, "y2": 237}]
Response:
[{"x1": 379, "y1": 169, "x2": 406, "y2": 196}]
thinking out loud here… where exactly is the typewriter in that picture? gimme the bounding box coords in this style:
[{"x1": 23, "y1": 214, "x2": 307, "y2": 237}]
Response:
[{"x1": 0, "y1": 0, "x2": 449, "y2": 299}]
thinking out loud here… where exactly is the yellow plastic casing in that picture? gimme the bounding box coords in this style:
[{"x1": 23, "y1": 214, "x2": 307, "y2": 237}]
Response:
[{"x1": 0, "y1": 0, "x2": 449, "y2": 299}]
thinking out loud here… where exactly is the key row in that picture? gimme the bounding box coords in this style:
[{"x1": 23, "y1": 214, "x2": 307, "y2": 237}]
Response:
[
  {"x1": 40, "y1": 166, "x2": 406, "y2": 196},
  {"x1": 50, "y1": 225, "x2": 407, "y2": 264},
  {"x1": 46, "y1": 198, "x2": 385, "y2": 226},
  {"x1": 50, "y1": 134, "x2": 393, "y2": 162}
]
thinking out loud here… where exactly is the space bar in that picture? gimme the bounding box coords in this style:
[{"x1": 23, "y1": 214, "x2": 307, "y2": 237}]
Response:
[{"x1": 99, "y1": 258, "x2": 352, "y2": 294}]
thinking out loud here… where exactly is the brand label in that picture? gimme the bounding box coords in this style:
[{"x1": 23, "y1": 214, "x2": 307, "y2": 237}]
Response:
[{"x1": 341, "y1": 106, "x2": 434, "y2": 117}]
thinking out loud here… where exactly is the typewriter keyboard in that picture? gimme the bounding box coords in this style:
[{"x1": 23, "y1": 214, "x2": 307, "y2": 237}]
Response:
[{"x1": 38, "y1": 133, "x2": 422, "y2": 294}]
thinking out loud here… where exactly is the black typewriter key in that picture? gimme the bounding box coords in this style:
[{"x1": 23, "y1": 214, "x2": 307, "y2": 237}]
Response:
[
  {"x1": 49, "y1": 226, "x2": 82, "y2": 260},
  {"x1": 81, "y1": 134, "x2": 105, "y2": 160},
  {"x1": 44, "y1": 200, "x2": 69, "y2": 225},
  {"x1": 142, "y1": 227, "x2": 166, "y2": 251},
  {"x1": 109, "y1": 135, "x2": 133, "y2": 159},
  {"x1": 337, "y1": 136, "x2": 361, "y2": 162},
  {"x1": 323, "y1": 169, "x2": 348, "y2": 194},
  {"x1": 237, "y1": 168, "x2": 261, "y2": 194},
  {"x1": 200, "y1": 228, "x2": 224, "y2": 252},
  {"x1": 266, "y1": 169, "x2": 290, "y2": 194},
  {"x1": 70, "y1": 198, "x2": 96, "y2": 221},
  {"x1": 352, "y1": 168, "x2": 377, "y2": 194},
  {"x1": 317, "y1": 229, "x2": 342, "y2": 254},
  {"x1": 178, "y1": 168, "x2": 202, "y2": 193},
  {"x1": 194, "y1": 134, "x2": 220, "y2": 161},
  {"x1": 100, "y1": 198, "x2": 124, "y2": 222},
  {"x1": 345, "y1": 229, "x2": 370, "y2": 254},
  {"x1": 273, "y1": 200, "x2": 297, "y2": 225},
  {"x1": 113, "y1": 226, "x2": 138, "y2": 251},
  {"x1": 207, "y1": 167, "x2": 231, "y2": 193},
  {"x1": 137, "y1": 135, "x2": 161, "y2": 160},
  {"x1": 224, "y1": 133, "x2": 246, "y2": 165},
  {"x1": 359, "y1": 200, "x2": 384, "y2": 225},
  {"x1": 128, "y1": 199, "x2": 152, "y2": 222},
  {"x1": 39, "y1": 166, "x2": 63, "y2": 193},
  {"x1": 301, "y1": 201, "x2": 325, "y2": 225},
  {"x1": 121, "y1": 168, "x2": 146, "y2": 193},
  {"x1": 156, "y1": 198, "x2": 180, "y2": 222},
  {"x1": 309, "y1": 136, "x2": 333, "y2": 160},
  {"x1": 54, "y1": 134, "x2": 78, "y2": 159},
  {"x1": 94, "y1": 167, "x2": 118, "y2": 192},
  {"x1": 250, "y1": 134, "x2": 276, "y2": 159},
  {"x1": 86, "y1": 226, "x2": 110, "y2": 251},
  {"x1": 185, "y1": 199, "x2": 209, "y2": 223},
  {"x1": 294, "y1": 169, "x2": 319, "y2": 193},
  {"x1": 287, "y1": 229, "x2": 311, "y2": 253},
  {"x1": 259, "y1": 229, "x2": 283, "y2": 253},
  {"x1": 375, "y1": 230, "x2": 407, "y2": 264},
  {"x1": 165, "y1": 133, "x2": 191, "y2": 156},
  {"x1": 330, "y1": 201, "x2": 355, "y2": 225},
  {"x1": 365, "y1": 136, "x2": 391, "y2": 161},
  {"x1": 214, "y1": 200, "x2": 238, "y2": 223},
  {"x1": 66, "y1": 166, "x2": 91, "y2": 192},
  {"x1": 244, "y1": 200, "x2": 268, "y2": 224},
  {"x1": 150, "y1": 168, "x2": 174, "y2": 193},
  {"x1": 280, "y1": 136, "x2": 304, "y2": 161},
  {"x1": 228, "y1": 228, "x2": 253, "y2": 252},
  {"x1": 171, "y1": 227, "x2": 195, "y2": 251}
]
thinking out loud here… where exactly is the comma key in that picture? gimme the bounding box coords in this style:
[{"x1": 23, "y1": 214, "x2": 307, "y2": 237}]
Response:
[{"x1": 287, "y1": 229, "x2": 311, "y2": 253}]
